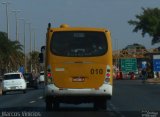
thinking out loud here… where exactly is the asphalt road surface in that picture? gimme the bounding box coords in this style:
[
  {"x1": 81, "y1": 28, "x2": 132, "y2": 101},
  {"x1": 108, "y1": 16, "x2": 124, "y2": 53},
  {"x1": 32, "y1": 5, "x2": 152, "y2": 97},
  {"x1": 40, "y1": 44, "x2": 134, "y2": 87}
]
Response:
[{"x1": 0, "y1": 80, "x2": 160, "y2": 117}]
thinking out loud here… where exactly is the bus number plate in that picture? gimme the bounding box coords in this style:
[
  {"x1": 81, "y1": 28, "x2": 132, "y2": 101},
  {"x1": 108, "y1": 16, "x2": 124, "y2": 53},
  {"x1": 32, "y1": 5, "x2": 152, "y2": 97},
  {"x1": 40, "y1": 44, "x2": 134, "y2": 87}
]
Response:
[{"x1": 72, "y1": 77, "x2": 85, "y2": 82}]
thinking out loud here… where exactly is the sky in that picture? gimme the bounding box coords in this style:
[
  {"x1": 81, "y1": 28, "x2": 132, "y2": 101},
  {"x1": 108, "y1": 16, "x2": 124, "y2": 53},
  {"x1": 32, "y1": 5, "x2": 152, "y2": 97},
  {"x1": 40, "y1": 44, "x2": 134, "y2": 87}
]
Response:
[{"x1": 0, "y1": 0, "x2": 160, "y2": 53}]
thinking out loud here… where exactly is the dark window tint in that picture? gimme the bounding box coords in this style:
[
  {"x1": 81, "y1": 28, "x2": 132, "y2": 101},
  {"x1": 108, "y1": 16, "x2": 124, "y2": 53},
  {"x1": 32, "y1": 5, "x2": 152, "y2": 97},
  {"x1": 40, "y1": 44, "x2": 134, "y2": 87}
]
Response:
[
  {"x1": 50, "y1": 31, "x2": 108, "y2": 57},
  {"x1": 40, "y1": 73, "x2": 44, "y2": 75},
  {"x1": 4, "y1": 74, "x2": 20, "y2": 80}
]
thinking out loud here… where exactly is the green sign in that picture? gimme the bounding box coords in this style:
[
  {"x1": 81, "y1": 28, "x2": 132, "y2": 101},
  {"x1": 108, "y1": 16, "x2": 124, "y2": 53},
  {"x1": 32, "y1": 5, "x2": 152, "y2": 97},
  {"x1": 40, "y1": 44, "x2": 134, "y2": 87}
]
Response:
[{"x1": 121, "y1": 58, "x2": 137, "y2": 73}]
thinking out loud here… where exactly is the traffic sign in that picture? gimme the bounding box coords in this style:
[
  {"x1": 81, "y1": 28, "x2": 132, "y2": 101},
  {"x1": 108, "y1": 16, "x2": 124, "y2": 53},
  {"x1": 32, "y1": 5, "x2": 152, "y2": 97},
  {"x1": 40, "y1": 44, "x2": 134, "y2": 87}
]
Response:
[
  {"x1": 121, "y1": 58, "x2": 137, "y2": 73},
  {"x1": 153, "y1": 59, "x2": 160, "y2": 72},
  {"x1": 153, "y1": 55, "x2": 160, "y2": 72}
]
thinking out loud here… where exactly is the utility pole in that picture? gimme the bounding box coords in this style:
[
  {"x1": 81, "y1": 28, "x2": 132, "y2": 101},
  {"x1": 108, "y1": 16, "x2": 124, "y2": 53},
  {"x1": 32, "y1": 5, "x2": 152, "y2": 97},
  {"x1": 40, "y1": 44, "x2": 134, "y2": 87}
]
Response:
[
  {"x1": 19, "y1": 18, "x2": 26, "y2": 71},
  {"x1": 29, "y1": 23, "x2": 32, "y2": 72},
  {"x1": 2, "y1": 2, "x2": 10, "y2": 39},
  {"x1": 34, "y1": 29, "x2": 36, "y2": 52},
  {"x1": 12, "y1": 10, "x2": 21, "y2": 41}
]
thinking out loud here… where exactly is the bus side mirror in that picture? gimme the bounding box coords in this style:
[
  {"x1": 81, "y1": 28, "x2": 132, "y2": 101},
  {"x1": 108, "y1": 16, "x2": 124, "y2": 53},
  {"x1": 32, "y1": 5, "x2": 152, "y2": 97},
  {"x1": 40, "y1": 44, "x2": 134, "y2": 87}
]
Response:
[{"x1": 39, "y1": 53, "x2": 44, "y2": 63}]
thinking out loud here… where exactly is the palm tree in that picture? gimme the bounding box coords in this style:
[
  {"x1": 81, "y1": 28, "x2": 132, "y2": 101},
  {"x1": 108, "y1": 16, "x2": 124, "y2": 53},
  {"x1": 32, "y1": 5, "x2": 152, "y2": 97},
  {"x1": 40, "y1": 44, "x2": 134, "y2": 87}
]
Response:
[
  {"x1": 8, "y1": 40, "x2": 24, "y2": 71},
  {"x1": 128, "y1": 7, "x2": 160, "y2": 45},
  {"x1": 0, "y1": 31, "x2": 24, "y2": 74},
  {"x1": 27, "y1": 51, "x2": 40, "y2": 72}
]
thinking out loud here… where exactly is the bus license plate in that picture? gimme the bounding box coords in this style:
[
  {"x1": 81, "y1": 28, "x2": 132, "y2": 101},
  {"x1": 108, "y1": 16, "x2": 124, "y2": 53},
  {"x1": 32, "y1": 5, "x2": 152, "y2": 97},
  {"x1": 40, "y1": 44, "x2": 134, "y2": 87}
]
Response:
[{"x1": 72, "y1": 77, "x2": 85, "y2": 82}]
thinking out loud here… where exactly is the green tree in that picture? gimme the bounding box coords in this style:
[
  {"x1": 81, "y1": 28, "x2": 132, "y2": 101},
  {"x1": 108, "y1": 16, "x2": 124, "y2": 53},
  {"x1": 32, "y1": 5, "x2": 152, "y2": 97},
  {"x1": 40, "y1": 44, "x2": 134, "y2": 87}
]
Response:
[
  {"x1": 0, "y1": 31, "x2": 23, "y2": 73},
  {"x1": 27, "y1": 51, "x2": 40, "y2": 72},
  {"x1": 128, "y1": 7, "x2": 160, "y2": 45}
]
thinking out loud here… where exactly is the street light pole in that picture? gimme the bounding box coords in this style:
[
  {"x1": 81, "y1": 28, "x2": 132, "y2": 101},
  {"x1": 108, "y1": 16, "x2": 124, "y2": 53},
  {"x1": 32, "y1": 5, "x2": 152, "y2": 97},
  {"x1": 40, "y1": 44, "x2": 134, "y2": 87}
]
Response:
[
  {"x1": 12, "y1": 10, "x2": 21, "y2": 41},
  {"x1": 114, "y1": 39, "x2": 119, "y2": 69},
  {"x1": 2, "y1": 2, "x2": 10, "y2": 39},
  {"x1": 33, "y1": 29, "x2": 36, "y2": 52},
  {"x1": 28, "y1": 23, "x2": 32, "y2": 72},
  {"x1": 24, "y1": 20, "x2": 26, "y2": 71},
  {"x1": 19, "y1": 18, "x2": 26, "y2": 71}
]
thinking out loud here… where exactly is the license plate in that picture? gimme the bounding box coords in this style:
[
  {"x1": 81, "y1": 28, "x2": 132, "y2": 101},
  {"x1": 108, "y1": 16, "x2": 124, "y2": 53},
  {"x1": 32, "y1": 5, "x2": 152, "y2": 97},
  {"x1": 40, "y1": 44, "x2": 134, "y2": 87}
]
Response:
[
  {"x1": 72, "y1": 77, "x2": 85, "y2": 82},
  {"x1": 10, "y1": 87, "x2": 16, "y2": 89}
]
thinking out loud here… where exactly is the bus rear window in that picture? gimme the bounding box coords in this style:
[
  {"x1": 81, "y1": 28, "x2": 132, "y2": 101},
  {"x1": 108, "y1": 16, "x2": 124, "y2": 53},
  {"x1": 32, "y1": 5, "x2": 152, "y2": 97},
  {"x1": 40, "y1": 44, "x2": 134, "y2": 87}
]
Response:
[{"x1": 50, "y1": 31, "x2": 108, "y2": 57}]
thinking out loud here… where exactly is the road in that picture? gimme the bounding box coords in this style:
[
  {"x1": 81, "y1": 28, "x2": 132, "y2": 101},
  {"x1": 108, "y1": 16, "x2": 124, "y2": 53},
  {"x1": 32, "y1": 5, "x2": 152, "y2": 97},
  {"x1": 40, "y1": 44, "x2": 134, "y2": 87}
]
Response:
[{"x1": 0, "y1": 81, "x2": 160, "y2": 117}]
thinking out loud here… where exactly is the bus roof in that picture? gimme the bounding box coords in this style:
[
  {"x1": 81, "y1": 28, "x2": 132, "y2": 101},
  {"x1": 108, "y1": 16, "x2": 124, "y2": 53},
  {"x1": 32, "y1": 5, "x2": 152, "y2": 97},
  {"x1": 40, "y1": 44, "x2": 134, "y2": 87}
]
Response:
[{"x1": 49, "y1": 24, "x2": 110, "y2": 32}]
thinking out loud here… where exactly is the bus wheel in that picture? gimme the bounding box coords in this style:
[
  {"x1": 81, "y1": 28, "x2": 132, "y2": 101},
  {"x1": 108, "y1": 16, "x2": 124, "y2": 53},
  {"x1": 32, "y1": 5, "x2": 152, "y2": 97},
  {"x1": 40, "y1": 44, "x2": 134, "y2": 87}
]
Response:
[
  {"x1": 53, "y1": 100, "x2": 59, "y2": 110},
  {"x1": 46, "y1": 96, "x2": 53, "y2": 111},
  {"x1": 94, "y1": 98, "x2": 107, "y2": 111}
]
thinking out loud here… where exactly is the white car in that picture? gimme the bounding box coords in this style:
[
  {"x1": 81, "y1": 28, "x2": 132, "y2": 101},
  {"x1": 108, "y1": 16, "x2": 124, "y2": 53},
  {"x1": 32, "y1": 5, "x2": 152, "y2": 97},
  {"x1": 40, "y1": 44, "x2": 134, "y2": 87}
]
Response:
[
  {"x1": 2, "y1": 72, "x2": 27, "y2": 95},
  {"x1": 38, "y1": 71, "x2": 44, "y2": 83}
]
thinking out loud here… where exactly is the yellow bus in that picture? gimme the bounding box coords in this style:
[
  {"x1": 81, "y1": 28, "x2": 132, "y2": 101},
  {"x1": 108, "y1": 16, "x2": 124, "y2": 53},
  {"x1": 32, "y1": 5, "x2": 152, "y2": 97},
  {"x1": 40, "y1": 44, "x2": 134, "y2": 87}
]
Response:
[{"x1": 43, "y1": 23, "x2": 113, "y2": 110}]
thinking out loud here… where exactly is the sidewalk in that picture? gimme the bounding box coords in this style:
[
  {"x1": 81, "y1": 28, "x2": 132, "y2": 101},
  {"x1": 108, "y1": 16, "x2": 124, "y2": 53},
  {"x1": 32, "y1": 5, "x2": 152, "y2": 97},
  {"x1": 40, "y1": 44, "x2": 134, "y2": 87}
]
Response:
[{"x1": 146, "y1": 78, "x2": 160, "y2": 84}]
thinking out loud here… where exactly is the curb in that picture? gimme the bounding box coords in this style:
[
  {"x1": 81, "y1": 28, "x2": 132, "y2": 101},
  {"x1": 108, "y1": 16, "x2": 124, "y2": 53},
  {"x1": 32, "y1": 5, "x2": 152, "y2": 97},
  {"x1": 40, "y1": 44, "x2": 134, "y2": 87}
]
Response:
[
  {"x1": 146, "y1": 81, "x2": 160, "y2": 84},
  {"x1": 147, "y1": 82, "x2": 160, "y2": 84},
  {"x1": 146, "y1": 78, "x2": 160, "y2": 84}
]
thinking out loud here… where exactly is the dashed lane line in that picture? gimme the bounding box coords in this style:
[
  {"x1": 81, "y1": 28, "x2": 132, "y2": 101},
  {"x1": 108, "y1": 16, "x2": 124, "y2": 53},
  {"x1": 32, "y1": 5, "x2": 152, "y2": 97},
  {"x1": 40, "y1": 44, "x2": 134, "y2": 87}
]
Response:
[
  {"x1": 108, "y1": 102, "x2": 126, "y2": 117},
  {"x1": 29, "y1": 101, "x2": 36, "y2": 104},
  {"x1": 38, "y1": 96, "x2": 43, "y2": 99},
  {"x1": 29, "y1": 96, "x2": 44, "y2": 104}
]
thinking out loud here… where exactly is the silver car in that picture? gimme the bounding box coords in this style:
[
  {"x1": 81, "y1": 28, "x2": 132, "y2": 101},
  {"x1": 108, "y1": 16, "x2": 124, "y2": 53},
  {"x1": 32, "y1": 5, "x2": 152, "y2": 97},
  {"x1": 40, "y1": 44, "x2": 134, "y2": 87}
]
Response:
[{"x1": 2, "y1": 72, "x2": 27, "y2": 95}]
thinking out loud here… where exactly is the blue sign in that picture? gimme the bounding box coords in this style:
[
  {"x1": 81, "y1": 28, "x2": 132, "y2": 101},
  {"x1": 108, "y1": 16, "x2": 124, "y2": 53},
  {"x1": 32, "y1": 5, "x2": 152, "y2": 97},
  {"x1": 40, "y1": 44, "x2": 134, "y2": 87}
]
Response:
[
  {"x1": 142, "y1": 61, "x2": 147, "y2": 69},
  {"x1": 19, "y1": 66, "x2": 25, "y2": 74},
  {"x1": 153, "y1": 59, "x2": 160, "y2": 72}
]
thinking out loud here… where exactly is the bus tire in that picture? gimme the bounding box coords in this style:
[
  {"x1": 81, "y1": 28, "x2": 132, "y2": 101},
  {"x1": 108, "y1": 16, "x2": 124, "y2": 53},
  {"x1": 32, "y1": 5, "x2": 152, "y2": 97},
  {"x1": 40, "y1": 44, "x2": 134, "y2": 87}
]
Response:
[
  {"x1": 94, "y1": 97, "x2": 107, "y2": 111},
  {"x1": 53, "y1": 100, "x2": 59, "y2": 110},
  {"x1": 46, "y1": 96, "x2": 53, "y2": 111}
]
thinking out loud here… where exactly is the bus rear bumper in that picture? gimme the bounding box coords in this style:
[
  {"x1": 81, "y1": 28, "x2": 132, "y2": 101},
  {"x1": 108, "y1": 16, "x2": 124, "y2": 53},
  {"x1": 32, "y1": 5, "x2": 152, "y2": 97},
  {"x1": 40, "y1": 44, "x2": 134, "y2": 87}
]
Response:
[{"x1": 44, "y1": 84, "x2": 112, "y2": 97}]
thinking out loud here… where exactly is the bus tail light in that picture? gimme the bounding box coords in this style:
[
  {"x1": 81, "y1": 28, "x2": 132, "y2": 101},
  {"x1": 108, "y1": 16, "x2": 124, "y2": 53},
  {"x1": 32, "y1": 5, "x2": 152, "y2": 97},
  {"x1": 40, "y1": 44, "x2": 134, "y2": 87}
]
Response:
[
  {"x1": 104, "y1": 65, "x2": 111, "y2": 84},
  {"x1": 47, "y1": 73, "x2": 52, "y2": 77},
  {"x1": 47, "y1": 65, "x2": 53, "y2": 84}
]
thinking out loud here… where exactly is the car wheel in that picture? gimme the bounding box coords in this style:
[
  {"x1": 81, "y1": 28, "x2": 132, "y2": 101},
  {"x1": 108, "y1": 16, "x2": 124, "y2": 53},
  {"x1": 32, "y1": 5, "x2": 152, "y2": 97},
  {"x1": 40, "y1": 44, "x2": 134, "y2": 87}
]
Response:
[
  {"x1": 2, "y1": 91, "x2": 6, "y2": 95},
  {"x1": 34, "y1": 85, "x2": 38, "y2": 89},
  {"x1": 23, "y1": 90, "x2": 26, "y2": 94}
]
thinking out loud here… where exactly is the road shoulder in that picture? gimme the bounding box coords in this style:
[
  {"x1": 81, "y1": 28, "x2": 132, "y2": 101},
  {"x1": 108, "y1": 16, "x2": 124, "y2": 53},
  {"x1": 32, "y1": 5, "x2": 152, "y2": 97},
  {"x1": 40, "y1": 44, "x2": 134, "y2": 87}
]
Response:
[{"x1": 146, "y1": 78, "x2": 160, "y2": 84}]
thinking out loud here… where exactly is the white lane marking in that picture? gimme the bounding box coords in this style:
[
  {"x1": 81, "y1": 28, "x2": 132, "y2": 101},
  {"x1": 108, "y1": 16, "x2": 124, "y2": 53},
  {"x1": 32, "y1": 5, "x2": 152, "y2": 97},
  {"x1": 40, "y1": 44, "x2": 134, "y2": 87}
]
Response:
[
  {"x1": 38, "y1": 96, "x2": 43, "y2": 99},
  {"x1": 108, "y1": 102, "x2": 126, "y2": 117},
  {"x1": 28, "y1": 96, "x2": 43, "y2": 104},
  {"x1": 29, "y1": 101, "x2": 36, "y2": 104}
]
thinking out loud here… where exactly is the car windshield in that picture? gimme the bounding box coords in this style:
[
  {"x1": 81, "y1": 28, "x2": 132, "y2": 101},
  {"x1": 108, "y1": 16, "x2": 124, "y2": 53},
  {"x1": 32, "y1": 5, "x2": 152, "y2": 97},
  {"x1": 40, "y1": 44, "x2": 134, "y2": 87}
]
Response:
[
  {"x1": 4, "y1": 74, "x2": 20, "y2": 80},
  {"x1": 40, "y1": 73, "x2": 44, "y2": 75},
  {"x1": 50, "y1": 31, "x2": 108, "y2": 57}
]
